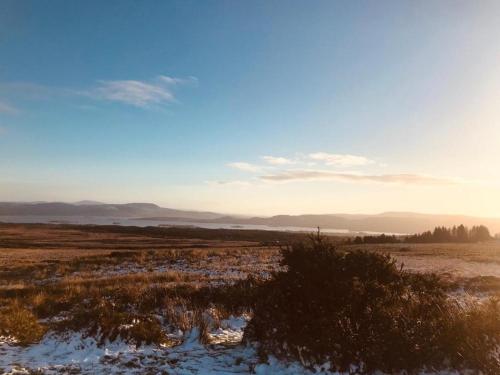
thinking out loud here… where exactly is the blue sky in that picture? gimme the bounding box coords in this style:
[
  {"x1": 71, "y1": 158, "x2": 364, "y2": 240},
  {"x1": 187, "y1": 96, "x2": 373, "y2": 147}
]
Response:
[{"x1": 1, "y1": 1, "x2": 499, "y2": 216}]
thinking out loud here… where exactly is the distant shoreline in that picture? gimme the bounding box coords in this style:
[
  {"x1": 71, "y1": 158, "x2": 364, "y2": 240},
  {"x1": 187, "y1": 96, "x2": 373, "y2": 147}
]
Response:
[{"x1": 0, "y1": 216, "x2": 404, "y2": 237}]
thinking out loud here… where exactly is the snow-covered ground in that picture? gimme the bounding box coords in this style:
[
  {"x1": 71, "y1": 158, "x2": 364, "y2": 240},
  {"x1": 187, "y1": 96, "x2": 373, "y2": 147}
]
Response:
[
  {"x1": 0, "y1": 316, "x2": 337, "y2": 375},
  {"x1": 0, "y1": 315, "x2": 467, "y2": 375}
]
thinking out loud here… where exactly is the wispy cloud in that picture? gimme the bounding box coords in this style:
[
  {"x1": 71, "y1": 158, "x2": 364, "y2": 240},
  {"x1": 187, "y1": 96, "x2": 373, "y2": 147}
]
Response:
[
  {"x1": 0, "y1": 101, "x2": 18, "y2": 114},
  {"x1": 89, "y1": 80, "x2": 174, "y2": 107},
  {"x1": 259, "y1": 169, "x2": 457, "y2": 186},
  {"x1": 0, "y1": 75, "x2": 197, "y2": 110},
  {"x1": 261, "y1": 155, "x2": 294, "y2": 165},
  {"x1": 221, "y1": 151, "x2": 467, "y2": 189},
  {"x1": 227, "y1": 162, "x2": 261, "y2": 172},
  {"x1": 227, "y1": 152, "x2": 377, "y2": 174},
  {"x1": 309, "y1": 152, "x2": 375, "y2": 167},
  {"x1": 83, "y1": 75, "x2": 197, "y2": 108}
]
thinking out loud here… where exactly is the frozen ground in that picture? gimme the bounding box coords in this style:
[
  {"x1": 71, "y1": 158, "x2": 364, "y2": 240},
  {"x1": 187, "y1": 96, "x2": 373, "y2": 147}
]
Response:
[
  {"x1": 0, "y1": 320, "x2": 465, "y2": 375},
  {"x1": 0, "y1": 316, "x2": 337, "y2": 375}
]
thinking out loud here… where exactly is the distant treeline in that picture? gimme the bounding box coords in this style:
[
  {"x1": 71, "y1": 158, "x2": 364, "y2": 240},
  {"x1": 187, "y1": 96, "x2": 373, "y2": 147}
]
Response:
[{"x1": 345, "y1": 224, "x2": 492, "y2": 245}]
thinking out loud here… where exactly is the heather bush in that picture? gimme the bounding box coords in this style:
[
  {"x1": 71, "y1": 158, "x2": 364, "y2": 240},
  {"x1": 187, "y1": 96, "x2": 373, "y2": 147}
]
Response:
[{"x1": 245, "y1": 236, "x2": 500, "y2": 374}]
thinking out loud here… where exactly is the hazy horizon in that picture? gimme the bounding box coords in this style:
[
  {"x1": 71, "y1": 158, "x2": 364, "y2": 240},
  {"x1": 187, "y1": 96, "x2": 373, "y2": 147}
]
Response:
[
  {"x1": 2, "y1": 1, "x2": 500, "y2": 217},
  {"x1": 3, "y1": 199, "x2": 500, "y2": 220}
]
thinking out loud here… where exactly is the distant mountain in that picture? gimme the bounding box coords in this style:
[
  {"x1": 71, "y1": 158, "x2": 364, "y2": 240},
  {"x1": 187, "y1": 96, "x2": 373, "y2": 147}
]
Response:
[
  {"x1": 1, "y1": 202, "x2": 499, "y2": 235},
  {"x1": 140, "y1": 212, "x2": 500, "y2": 235},
  {"x1": 0, "y1": 202, "x2": 222, "y2": 220},
  {"x1": 200, "y1": 212, "x2": 500, "y2": 235}
]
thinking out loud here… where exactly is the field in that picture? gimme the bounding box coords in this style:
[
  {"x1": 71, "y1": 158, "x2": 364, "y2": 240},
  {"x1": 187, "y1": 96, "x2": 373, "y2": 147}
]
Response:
[{"x1": 1, "y1": 223, "x2": 500, "y2": 374}]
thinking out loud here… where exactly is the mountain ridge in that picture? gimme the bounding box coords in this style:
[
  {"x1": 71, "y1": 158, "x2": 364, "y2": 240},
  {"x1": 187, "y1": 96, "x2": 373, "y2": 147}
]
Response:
[
  {"x1": 0, "y1": 202, "x2": 222, "y2": 220},
  {"x1": 1, "y1": 202, "x2": 499, "y2": 234}
]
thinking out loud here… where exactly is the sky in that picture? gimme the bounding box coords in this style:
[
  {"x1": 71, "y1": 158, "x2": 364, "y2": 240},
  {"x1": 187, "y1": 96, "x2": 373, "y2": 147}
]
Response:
[{"x1": 0, "y1": 0, "x2": 499, "y2": 217}]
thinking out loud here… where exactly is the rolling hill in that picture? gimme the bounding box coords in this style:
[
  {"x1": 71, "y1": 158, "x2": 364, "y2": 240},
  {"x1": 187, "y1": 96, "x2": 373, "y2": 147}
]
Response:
[{"x1": 1, "y1": 202, "x2": 500, "y2": 234}]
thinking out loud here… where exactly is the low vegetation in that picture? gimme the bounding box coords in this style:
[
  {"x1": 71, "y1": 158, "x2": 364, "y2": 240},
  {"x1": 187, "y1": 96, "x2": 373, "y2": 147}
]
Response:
[
  {"x1": 0, "y1": 223, "x2": 279, "y2": 348},
  {"x1": 246, "y1": 235, "x2": 500, "y2": 374},
  {"x1": 1, "y1": 223, "x2": 500, "y2": 374}
]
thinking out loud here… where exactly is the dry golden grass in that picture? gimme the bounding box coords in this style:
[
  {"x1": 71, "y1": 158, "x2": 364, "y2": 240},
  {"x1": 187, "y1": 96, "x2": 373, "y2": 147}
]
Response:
[
  {"x1": 0, "y1": 223, "x2": 279, "y2": 345},
  {"x1": 341, "y1": 241, "x2": 500, "y2": 279},
  {"x1": 1, "y1": 222, "x2": 500, "y2": 347},
  {"x1": 343, "y1": 242, "x2": 500, "y2": 263}
]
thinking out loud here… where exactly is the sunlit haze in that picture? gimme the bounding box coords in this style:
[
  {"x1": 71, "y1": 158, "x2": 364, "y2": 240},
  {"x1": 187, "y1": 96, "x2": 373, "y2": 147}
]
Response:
[{"x1": 1, "y1": 1, "x2": 499, "y2": 217}]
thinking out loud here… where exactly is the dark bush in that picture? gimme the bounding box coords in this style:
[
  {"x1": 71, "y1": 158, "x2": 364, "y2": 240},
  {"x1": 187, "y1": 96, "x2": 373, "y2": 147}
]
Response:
[{"x1": 244, "y1": 236, "x2": 500, "y2": 373}]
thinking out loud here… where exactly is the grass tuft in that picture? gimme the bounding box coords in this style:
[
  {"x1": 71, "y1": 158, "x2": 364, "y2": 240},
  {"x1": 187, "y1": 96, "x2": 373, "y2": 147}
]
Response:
[{"x1": 0, "y1": 301, "x2": 46, "y2": 345}]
